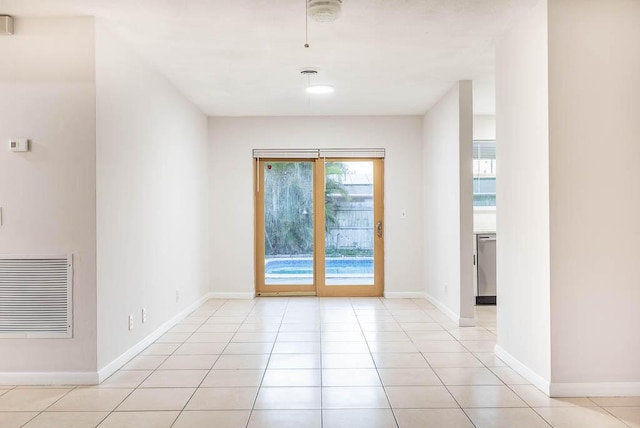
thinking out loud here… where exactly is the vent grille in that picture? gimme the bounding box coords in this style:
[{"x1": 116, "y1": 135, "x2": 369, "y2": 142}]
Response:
[{"x1": 0, "y1": 256, "x2": 73, "y2": 338}]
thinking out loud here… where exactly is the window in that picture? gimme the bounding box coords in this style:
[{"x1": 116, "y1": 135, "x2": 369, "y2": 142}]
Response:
[{"x1": 473, "y1": 140, "x2": 496, "y2": 207}]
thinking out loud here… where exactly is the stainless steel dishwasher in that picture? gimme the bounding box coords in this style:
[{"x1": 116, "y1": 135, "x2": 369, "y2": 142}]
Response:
[{"x1": 476, "y1": 233, "x2": 496, "y2": 305}]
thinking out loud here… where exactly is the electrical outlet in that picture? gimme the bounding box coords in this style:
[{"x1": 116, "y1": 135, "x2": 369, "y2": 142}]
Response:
[
  {"x1": 142, "y1": 308, "x2": 147, "y2": 324},
  {"x1": 444, "y1": 284, "x2": 449, "y2": 296},
  {"x1": 400, "y1": 210, "x2": 407, "y2": 219},
  {"x1": 175, "y1": 289, "x2": 180, "y2": 303},
  {"x1": 128, "y1": 315, "x2": 134, "y2": 331}
]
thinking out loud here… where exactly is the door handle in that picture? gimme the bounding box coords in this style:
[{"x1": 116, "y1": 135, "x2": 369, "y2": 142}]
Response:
[{"x1": 376, "y1": 221, "x2": 383, "y2": 238}]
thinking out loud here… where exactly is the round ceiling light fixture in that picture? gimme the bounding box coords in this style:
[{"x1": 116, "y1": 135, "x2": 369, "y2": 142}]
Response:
[
  {"x1": 307, "y1": 0, "x2": 343, "y2": 22},
  {"x1": 306, "y1": 84, "x2": 335, "y2": 94},
  {"x1": 301, "y1": 69, "x2": 335, "y2": 94}
]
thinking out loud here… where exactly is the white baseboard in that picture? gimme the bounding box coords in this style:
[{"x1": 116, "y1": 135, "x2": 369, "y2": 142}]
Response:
[
  {"x1": 550, "y1": 382, "x2": 640, "y2": 397},
  {"x1": 425, "y1": 293, "x2": 476, "y2": 327},
  {"x1": 209, "y1": 292, "x2": 256, "y2": 299},
  {"x1": 97, "y1": 292, "x2": 213, "y2": 383},
  {"x1": 495, "y1": 344, "x2": 550, "y2": 395},
  {"x1": 383, "y1": 291, "x2": 427, "y2": 299},
  {"x1": 0, "y1": 371, "x2": 98, "y2": 386}
]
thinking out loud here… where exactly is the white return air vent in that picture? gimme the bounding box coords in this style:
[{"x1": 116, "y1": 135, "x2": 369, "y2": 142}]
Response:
[{"x1": 0, "y1": 255, "x2": 73, "y2": 338}]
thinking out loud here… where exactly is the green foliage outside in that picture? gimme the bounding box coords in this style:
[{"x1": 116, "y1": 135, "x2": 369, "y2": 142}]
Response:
[{"x1": 264, "y1": 162, "x2": 350, "y2": 256}]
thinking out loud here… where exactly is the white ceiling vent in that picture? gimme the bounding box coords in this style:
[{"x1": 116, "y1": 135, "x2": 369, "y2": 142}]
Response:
[
  {"x1": 0, "y1": 255, "x2": 73, "y2": 338},
  {"x1": 308, "y1": 0, "x2": 342, "y2": 22}
]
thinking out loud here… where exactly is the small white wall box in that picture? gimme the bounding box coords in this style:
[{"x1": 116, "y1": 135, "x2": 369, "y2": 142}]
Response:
[
  {"x1": 0, "y1": 16, "x2": 13, "y2": 35},
  {"x1": 9, "y1": 139, "x2": 30, "y2": 152}
]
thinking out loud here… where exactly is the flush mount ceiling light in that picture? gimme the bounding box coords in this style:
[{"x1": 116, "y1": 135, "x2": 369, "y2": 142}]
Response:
[
  {"x1": 306, "y1": 85, "x2": 335, "y2": 94},
  {"x1": 308, "y1": 0, "x2": 343, "y2": 22},
  {"x1": 301, "y1": 69, "x2": 335, "y2": 95}
]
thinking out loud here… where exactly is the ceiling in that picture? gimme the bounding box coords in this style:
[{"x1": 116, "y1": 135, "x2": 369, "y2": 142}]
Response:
[{"x1": 1, "y1": 0, "x2": 538, "y2": 116}]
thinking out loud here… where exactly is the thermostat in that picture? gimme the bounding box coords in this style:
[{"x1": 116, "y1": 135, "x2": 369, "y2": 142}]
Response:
[{"x1": 9, "y1": 139, "x2": 30, "y2": 152}]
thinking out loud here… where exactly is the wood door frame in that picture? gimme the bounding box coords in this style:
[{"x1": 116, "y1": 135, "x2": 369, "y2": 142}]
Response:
[
  {"x1": 254, "y1": 157, "x2": 384, "y2": 297},
  {"x1": 315, "y1": 158, "x2": 384, "y2": 297}
]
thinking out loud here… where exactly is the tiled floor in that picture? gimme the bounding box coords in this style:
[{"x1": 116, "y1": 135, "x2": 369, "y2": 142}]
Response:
[{"x1": 0, "y1": 298, "x2": 638, "y2": 427}]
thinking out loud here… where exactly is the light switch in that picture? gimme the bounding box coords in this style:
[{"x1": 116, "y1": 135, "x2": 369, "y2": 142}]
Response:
[
  {"x1": 400, "y1": 210, "x2": 407, "y2": 219},
  {"x1": 9, "y1": 138, "x2": 30, "y2": 152}
]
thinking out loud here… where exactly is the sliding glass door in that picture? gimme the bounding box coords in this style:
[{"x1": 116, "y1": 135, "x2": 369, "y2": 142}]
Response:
[{"x1": 255, "y1": 157, "x2": 384, "y2": 297}]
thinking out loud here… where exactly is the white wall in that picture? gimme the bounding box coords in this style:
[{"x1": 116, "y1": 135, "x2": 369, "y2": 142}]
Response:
[
  {"x1": 208, "y1": 116, "x2": 424, "y2": 297},
  {"x1": 473, "y1": 115, "x2": 497, "y2": 233},
  {"x1": 548, "y1": 0, "x2": 640, "y2": 392},
  {"x1": 473, "y1": 115, "x2": 496, "y2": 141},
  {"x1": 95, "y1": 22, "x2": 209, "y2": 370},
  {"x1": 0, "y1": 18, "x2": 97, "y2": 376},
  {"x1": 423, "y1": 81, "x2": 475, "y2": 324},
  {"x1": 495, "y1": 0, "x2": 551, "y2": 389}
]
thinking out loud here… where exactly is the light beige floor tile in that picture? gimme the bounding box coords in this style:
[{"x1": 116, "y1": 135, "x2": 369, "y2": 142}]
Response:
[
  {"x1": 406, "y1": 331, "x2": 455, "y2": 341},
  {"x1": 214, "y1": 354, "x2": 270, "y2": 370},
  {"x1": 385, "y1": 386, "x2": 459, "y2": 409},
  {"x1": 424, "y1": 353, "x2": 483, "y2": 368},
  {"x1": 116, "y1": 388, "x2": 195, "y2": 411},
  {"x1": 175, "y1": 342, "x2": 227, "y2": 355},
  {"x1": 24, "y1": 411, "x2": 108, "y2": 428},
  {"x1": 321, "y1": 342, "x2": 370, "y2": 354},
  {"x1": 223, "y1": 342, "x2": 273, "y2": 355},
  {"x1": 534, "y1": 406, "x2": 629, "y2": 428},
  {"x1": 323, "y1": 409, "x2": 397, "y2": 428},
  {"x1": 460, "y1": 341, "x2": 496, "y2": 353},
  {"x1": 185, "y1": 387, "x2": 258, "y2": 410},
  {"x1": 186, "y1": 332, "x2": 234, "y2": 343},
  {"x1": 201, "y1": 369, "x2": 264, "y2": 387},
  {"x1": 372, "y1": 353, "x2": 429, "y2": 369},
  {"x1": 592, "y1": 397, "x2": 640, "y2": 406},
  {"x1": 510, "y1": 385, "x2": 597, "y2": 407},
  {"x1": 378, "y1": 368, "x2": 442, "y2": 386},
  {"x1": 197, "y1": 323, "x2": 240, "y2": 333},
  {"x1": 400, "y1": 322, "x2": 443, "y2": 331},
  {"x1": 360, "y1": 322, "x2": 403, "y2": 332},
  {"x1": 247, "y1": 409, "x2": 321, "y2": 428},
  {"x1": 0, "y1": 388, "x2": 70, "y2": 411},
  {"x1": 141, "y1": 343, "x2": 180, "y2": 356},
  {"x1": 368, "y1": 341, "x2": 419, "y2": 353},
  {"x1": 206, "y1": 316, "x2": 246, "y2": 324},
  {"x1": 237, "y1": 323, "x2": 280, "y2": 333},
  {"x1": 181, "y1": 316, "x2": 209, "y2": 324},
  {"x1": 169, "y1": 324, "x2": 199, "y2": 333},
  {"x1": 96, "y1": 370, "x2": 151, "y2": 388},
  {"x1": 122, "y1": 355, "x2": 167, "y2": 370},
  {"x1": 156, "y1": 332, "x2": 191, "y2": 343},
  {"x1": 232, "y1": 332, "x2": 278, "y2": 343},
  {"x1": 473, "y1": 353, "x2": 507, "y2": 367},
  {"x1": 448, "y1": 331, "x2": 496, "y2": 341},
  {"x1": 276, "y1": 332, "x2": 320, "y2": 342},
  {"x1": 448, "y1": 385, "x2": 527, "y2": 408},
  {"x1": 466, "y1": 408, "x2": 549, "y2": 428},
  {"x1": 279, "y1": 323, "x2": 320, "y2": 332},
  {"x1": 414, "y1": 341, "x2": 469, "y2": 353},
  {"x1": 272, "y1": 342, "x2": 320, "y2": 354},
  {"x1": 322, "y1": 386, "x2": 389, "y2": 409},
  {"x1": 320, "y1": 323, "x2": 359, "y2": 332},
  {"x1": 268, "y1": 354, "x2": 320, "y2": 369},
  {"x1": 605, "y1": 406, "x2": 640, "y2": 428},
  {"x1": 433, "y1": 367, "x2": 503, "y2": 385},
  {"x1": 322, "y1": 354, "x2": 375, "y2": 369},
  {"x1": 140, "y1": 370, "x2": 208, "y2": 388},
  {"x1": 262, "y1": 369, "x2": 321, "y2": 387},
  {"x1": 158, "y1": 354, "x2": 218, "y2": 370},
  {"x1": 0, "y1": 412, "x2": 38, "y2": 428},
  {"x1": 490, "y1": 367, "x2": 530, "y2": 384},
  {"x1": 394, "y1": 409, "x2": 474, "y2": 428},
  {"x1": 98, "y1": 411, "x2": 179, "y2": 428},
  {"x1": 322, "y1": 369, "x2": 381, "y2": 386},
  {"x1": 321, "y1": 332, "x2": 366, "y2": 342},
  {"x1": 172, "y1": 410, "x2": 250, "y2": 428},
  {"x1": 47, "y1": 388, "x2": 132, "y2": 411},
  {"x1": 364, "y1": 332, "x2": 411, "y2": 342},
  {"x1": 254, "y1": 387, "x2": 321, "y2": 409}
]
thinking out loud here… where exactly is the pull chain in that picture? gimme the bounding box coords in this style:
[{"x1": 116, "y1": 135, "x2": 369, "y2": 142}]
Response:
[{"x1": 304, "y1": 0, "x2": 310, "y2": 48}]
